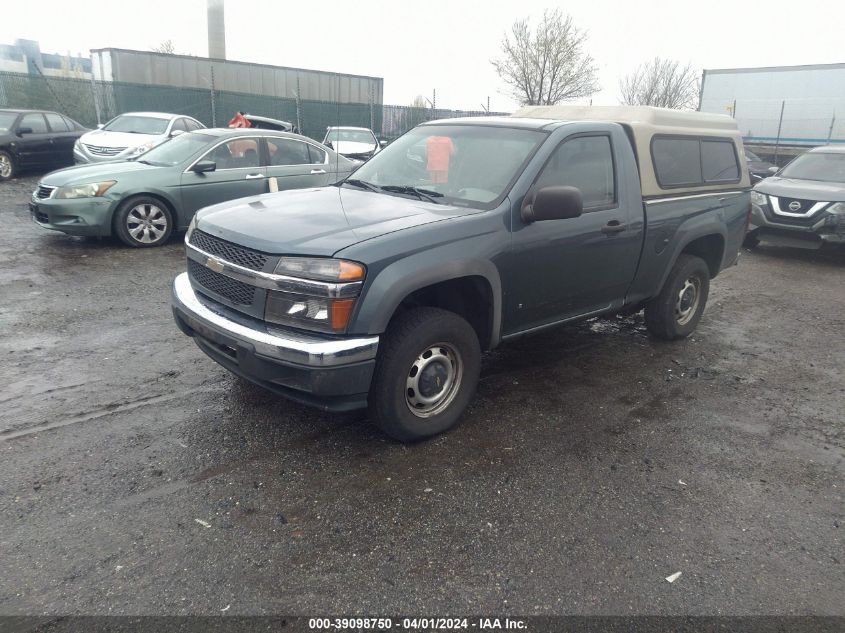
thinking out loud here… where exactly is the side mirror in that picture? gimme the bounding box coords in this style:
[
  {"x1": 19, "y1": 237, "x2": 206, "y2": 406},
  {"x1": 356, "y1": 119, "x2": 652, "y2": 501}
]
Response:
[
  {"x1": 522, "y1": 186, "x2": 583, "y2": 223},
  {"x1": 17, "y1": 126, "x2": 33, "y2": 136},
  {"x1": 192, "y1": 160, "x2": 216, "y2": 173},
  {"x1": 170, "y1": 129, "x2": 185, "y2": 137},
  {"x1": 324, "y1": 140, "x2": 333, "y2": 149},
  {"x1": 379, "y1": 138, "x2": 389, "y2": 147},
  {"x1": 96, "y1": 123, "x2": 104, "y2": 129},
  {"x1": 767, "y1": 166, "x2": 778, "y2": 174}
]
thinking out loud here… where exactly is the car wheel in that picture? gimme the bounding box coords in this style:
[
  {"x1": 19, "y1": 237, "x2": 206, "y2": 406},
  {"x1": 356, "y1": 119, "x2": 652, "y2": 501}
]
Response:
[
  {"x1": 644, "y1": 254, "x2": 710, "y2": 340},
  {"x1": 114, "y1": 196, "x2": 174, "y2": 248},
  {"x1": 0, "y1": 151, "x2": 16, "y2": 181},
  {"x1": 368, "y1": 307, "x2": 481, "y2": 442}
]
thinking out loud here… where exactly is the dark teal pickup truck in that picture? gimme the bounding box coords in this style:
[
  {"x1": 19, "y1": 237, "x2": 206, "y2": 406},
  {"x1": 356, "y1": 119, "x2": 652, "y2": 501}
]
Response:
[{"x1": 172, "y1": 105, "x2": 751, "y2": 441}]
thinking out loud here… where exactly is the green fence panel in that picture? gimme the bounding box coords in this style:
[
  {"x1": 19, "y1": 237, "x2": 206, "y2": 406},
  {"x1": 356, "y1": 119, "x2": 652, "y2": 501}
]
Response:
[{"x1": 0, "y1": 71, "x2": 508, "y2": 139}]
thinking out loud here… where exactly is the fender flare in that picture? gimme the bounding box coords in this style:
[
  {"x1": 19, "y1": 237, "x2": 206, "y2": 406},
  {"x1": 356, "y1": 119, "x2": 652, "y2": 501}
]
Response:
[
  {"x1": 353, "y1": 254, "x2": 503, "y2": 349},
  {"x1": 657, "y1": 215, "x2": 728, "y2": 293}
]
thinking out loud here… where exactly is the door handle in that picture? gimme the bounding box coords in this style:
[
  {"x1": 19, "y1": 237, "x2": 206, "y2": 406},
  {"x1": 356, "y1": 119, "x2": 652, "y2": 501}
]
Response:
[
  {"x1": 601, "y1": 220, "x2": 627, "y2": 235},
  {"x1": 310, "y1": 169, "x2": 326, "y2": 175},
  {"x1": 245, "y1": 173, "x2": 265, "y2": 180}
]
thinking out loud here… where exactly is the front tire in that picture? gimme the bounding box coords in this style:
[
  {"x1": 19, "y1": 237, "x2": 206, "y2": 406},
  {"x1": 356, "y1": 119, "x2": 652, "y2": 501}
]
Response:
[
  {"x1": 114, "y1": 196, "x2": 174, "y2": 248},
  {"x1": 368, "y1": 307, "x2": 481, "y2": 442},
  {"x1": 644, "y1": 254, "x2": 710, "y2": 340},
  {"x1": 0, "y1": 150, "x2": 16, "y2": 181}
]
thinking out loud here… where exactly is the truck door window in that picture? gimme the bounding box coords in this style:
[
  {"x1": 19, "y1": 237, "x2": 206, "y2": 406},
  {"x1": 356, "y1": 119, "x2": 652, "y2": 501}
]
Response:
[{"x1": 534, "y1": 135, "x2": 616, "y2": 210}]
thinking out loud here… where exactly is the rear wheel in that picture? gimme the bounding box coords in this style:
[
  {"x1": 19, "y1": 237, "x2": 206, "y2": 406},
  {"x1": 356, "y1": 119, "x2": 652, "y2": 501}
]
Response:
[
  {"x1": 644, "y1": 254, "x2": 710, "y2": 340},
  {"x1": 368, "y1": 307, "x2": 481, "y2": 442},
  {"x1": 114, "y1": 196, "x2": 174, "y2": 247},
  {"x1": 0, "y1": 151, "x2": 16, "y2": 181}
]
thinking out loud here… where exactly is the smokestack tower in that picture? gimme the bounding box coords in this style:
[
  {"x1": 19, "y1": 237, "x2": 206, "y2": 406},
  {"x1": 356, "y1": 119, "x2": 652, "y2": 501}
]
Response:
[{"x1": 207, "y1": 0, "x2": 226, "y2": 59}]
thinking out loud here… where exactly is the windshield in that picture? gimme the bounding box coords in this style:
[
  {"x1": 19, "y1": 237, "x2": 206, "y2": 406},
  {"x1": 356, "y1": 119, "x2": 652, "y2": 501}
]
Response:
[
  {"x1": 347, "y1": 124, "x2": 546, "y2": 208},
  {"x1": 103, "y1": 115, "x2": 170, "y2": 135},
  {"x1": 137, "y1": 132, "x2": 214, "y2": 166},
  {"x1": 0, "y1": 112, "x2": 18, "y2": 133},
  {"x1": 744, "y1": 149, "x2": 761, "y2": 162},
  {"x1": 779, "y1": 152, "x2": 845, "y2": 183},
  {"x1": 326, "y1": 129, "x2": 377, "y2": 144}
]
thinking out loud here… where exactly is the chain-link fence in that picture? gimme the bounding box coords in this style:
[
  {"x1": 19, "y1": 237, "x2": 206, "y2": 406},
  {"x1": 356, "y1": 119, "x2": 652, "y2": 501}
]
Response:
[{"x1": 0, "y1": 71, "x2": 507, "y2": 141}]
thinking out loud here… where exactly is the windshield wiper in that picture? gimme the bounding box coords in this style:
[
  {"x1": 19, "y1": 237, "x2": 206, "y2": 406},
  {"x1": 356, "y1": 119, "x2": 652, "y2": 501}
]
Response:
[
  {"x1": 380, "y1": 185, "x2": 444, "y2": 204},
  {"x1": 343, "y1": 178, "x2": 380, "y2": 192}
]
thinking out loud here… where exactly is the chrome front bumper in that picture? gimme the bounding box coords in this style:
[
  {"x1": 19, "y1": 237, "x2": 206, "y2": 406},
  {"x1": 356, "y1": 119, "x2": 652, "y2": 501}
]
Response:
[{"x1": 171, "y1": 272, "x2": 378, "y2": 368}]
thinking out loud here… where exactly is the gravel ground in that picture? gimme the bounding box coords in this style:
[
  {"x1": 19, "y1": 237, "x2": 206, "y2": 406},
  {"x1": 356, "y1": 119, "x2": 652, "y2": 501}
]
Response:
[{"x1": 0, "y1": 173, "x2": 843, "y2": 616}]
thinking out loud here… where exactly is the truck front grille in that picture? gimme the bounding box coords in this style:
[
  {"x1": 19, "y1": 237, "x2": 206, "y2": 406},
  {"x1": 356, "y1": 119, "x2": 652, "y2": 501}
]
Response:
[
  {"x1": 189, "y1": 230, "x2": 269, "y2": 271},
  {"x1": 188, "y1": 259, "x2": 256, "y2": 306}
]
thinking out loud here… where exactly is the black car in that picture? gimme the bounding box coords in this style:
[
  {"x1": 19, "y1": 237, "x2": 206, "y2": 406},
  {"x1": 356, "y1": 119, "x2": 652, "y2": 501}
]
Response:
[
  {"x1": 744, "y1": 147, "x2": 779, "y2": 182},
  {"x1": 0, "y1": 109, "x2": 88, "y2": 181}
]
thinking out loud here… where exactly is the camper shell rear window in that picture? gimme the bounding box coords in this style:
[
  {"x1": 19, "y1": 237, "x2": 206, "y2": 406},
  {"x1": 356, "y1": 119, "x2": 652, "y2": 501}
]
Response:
[{"x1": 651, "y1": 135, "x2": 741, "y2": 189}]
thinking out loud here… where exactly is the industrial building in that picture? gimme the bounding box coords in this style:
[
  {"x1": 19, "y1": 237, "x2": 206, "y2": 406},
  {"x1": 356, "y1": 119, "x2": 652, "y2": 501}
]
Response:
[{"x1": 91, "y1": 48, "x2": 384, "y2": 106}]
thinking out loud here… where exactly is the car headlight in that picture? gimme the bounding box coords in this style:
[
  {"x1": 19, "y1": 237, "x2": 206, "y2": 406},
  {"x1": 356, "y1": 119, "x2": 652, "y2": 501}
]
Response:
[
  {"x1": 827, "y1": 202, "x2": 845, "y2": 214},
  {"x1": 264, "y1": 258, "x2": 366, "y2": 333},
  {"x1": 185, "y1": 215, "x2": 198, "y2": 242},
  {"x1": 751, "y1": 191, "x2": 768, "y2": 206},
  {"x1": 54, "y1": 181, "x2": 116, "y2": 199}
]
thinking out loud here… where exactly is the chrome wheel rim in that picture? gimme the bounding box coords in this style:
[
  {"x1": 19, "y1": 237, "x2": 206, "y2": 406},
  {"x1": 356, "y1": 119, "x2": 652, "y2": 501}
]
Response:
[
  {"x1": 675, "y1": 277, "x2": 701, "y2": 325},
  {"x1": 405, "y1": 342, "x2": 463, "y2": 418},
  {"x1": 126, "y1": 203, "x2": 168, "y2": 244},
  {"x1": 0, "y1": 154, "x2": 11, "y2": 178}
]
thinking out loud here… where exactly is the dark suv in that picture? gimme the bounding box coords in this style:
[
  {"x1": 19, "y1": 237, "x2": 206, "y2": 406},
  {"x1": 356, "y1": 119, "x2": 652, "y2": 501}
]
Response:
[{"x1": 0, "y1": 109, "x2": 88, "y2": 181}]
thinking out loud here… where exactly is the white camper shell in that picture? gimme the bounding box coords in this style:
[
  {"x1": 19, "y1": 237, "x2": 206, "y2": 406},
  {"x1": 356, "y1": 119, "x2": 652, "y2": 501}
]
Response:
[{"x1": 513, "y1": 105, "x2": 751, "y2": 198}]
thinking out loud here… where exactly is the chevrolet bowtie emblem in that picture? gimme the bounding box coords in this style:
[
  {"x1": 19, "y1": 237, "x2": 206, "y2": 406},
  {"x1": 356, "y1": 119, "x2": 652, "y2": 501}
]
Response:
[{"x1": 206, "y1": 256, "x2": 225, "y2": 273}]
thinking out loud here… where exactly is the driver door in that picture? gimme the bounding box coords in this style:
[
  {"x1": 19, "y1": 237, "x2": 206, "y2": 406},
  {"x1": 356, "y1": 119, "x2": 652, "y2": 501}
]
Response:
[{"x1": 503, "y1": 132, "x2": 642, "y2": 333}]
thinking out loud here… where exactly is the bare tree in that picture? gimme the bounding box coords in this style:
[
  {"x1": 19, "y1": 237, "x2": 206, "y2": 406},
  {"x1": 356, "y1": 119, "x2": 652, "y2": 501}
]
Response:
[
  {"x1": 152, "y1": 40, "x2": 176, "y2": 55},
  {"x1": 491, "y1": 9, "x2": 600, "y2": 106},
  {"x1": 619, "y1": 58, "x2": 699, "y2": 109}
]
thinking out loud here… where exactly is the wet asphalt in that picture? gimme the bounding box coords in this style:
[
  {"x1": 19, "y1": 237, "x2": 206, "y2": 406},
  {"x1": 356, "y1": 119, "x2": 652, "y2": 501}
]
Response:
[{"x1": 0, "y1": 173, "x2": 843, "y2": 617}]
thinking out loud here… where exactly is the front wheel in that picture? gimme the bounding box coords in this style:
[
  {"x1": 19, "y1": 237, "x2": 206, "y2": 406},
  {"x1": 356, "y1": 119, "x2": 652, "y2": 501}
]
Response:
[
  {"x1": 644, "y1": 254, "x2": 710, "y2": 340},
  {"x1": 114, "y1": 196, "x2": 174, "y2": 247},
  {"x1": 368, "y1": 307, "x2": 481, "y2": 442},
  {"x1": 0, "y1": 150, "x2": 16, "y2": 181}
]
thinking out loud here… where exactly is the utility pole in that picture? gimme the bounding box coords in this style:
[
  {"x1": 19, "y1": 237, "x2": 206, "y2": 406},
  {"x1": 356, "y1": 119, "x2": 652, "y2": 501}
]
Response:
[
  {"x1": 773, "y1": 100, "x2": 785, "y2": 164},
  {"x1": 827, "y1": 111, "x2": 836, "y2": 145}
]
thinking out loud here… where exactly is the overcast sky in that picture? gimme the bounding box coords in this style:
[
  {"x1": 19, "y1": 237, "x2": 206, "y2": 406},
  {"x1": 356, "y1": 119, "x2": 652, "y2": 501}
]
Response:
[{"x1": 2, "y1": 0, "x2": 843, "y2": 111}]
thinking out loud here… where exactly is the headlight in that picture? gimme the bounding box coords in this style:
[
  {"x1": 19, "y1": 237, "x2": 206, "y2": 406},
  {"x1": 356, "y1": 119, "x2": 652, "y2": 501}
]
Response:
[
  {"x1": 54, "y1": 180, "x2": 116, "y2": 199},
  {"x1": 185, "y1": 215, "x2": 198, "y2": 242},
  {"x1": 827, "y1": 202, "x2": 845, "y2": 214},
  {"x1": 751, "y1": 191, "x2": 768, "y2": 206},
  {"x1": 265, "y1": 257, "x2": 366, "y2": 332},
  {"x1": 265, "y1": 292, "x2": 355, "y2": 333},
  {"x1": 274, "y1": 257, "x2": 365, "y2": 282}
]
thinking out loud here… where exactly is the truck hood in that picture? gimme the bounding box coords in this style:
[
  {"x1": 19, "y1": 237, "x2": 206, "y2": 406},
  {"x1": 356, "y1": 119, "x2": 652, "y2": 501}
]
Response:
[
  {"x1": 78, "y1": 129, "x2": 160, "y2": 149},
  {"x1": 195, "y1": 186, "x2": 472, "y2": 256},
  {"x1": 756, "y1": 176, "x2": 845, "y2": 202},
  {"x1": 41, "y1": 160, "x2": 158, "y2": 186}
]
